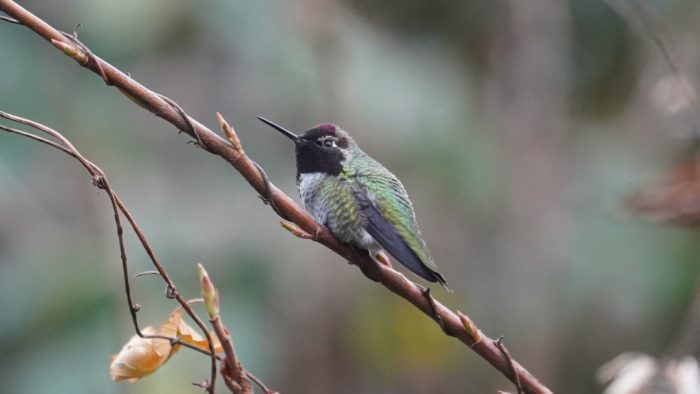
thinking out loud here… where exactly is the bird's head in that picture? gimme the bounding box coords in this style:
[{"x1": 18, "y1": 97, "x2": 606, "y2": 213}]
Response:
[{"x1": 258, "y1": 117, "x2": 355, "y2": 176}]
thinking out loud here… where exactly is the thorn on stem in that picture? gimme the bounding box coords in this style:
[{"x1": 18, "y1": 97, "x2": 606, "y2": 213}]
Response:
[
  {"x1": 258, "y1": 195, "x2": 270, "y2": 205},
  {"x1": 158, "y1": 94, "x2": 207, "y2": 151},
  {"x1": 165, "y1": 286, "x2": 178, "y2": 299},
  {"x1": 192, "y1": 380, "x2": 210, "y2": 391},
  {"x1": 186, "y1": 139, "x2": 203, "y2": 148},
  {"x1": 0, "y1": 5, "x2": 551, "y2": 387},
  {"x1": 90, "y1": 174, "x2": 106, "y2": 189},
  {"x1": 72, "y1": 23, "x2": 82, "y2": 39},
  {"x1": 494, "y1": 336, "x2": 524, "y2": 394},
  {"x1": 422, "y1": 288, "x2": 448, "y2": 334}
]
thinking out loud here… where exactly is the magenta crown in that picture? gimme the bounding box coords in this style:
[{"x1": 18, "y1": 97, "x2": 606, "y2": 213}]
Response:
[{"x1": 315, "y1": 123, "x2": 337, "y2": 136}]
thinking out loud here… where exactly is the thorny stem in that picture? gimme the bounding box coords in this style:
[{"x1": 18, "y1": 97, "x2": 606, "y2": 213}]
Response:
[
  {"x1": 495, "y1": 337, "x2": 524, "y2": 394},
  {"x1": 0, "y1": 2, "x2": 551, "y2": 393},
  {"x1": 199, "y1": 263, "x2": 253, "y2": 393},
  {"x1": 112, "y1": 192, "x2": 220, "y2": 392},
  {"x1": 211, "y1": 315, "x2": 252, "y2": 394},
  {"x1": 1, "y1": 112, "x2": 278, "y2": 393},
  {"x1": 0, "y1": 111, "x2": 221, "y2": 392},
  {"x1": 0, "y1": 122, "x2": 196, "y2": 350}
]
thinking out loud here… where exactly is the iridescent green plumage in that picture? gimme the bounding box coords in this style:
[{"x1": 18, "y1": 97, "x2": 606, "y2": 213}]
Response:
[
  {"x1": 258, "y1": 117, "x2": 447, "y2": 288},
  {"x1": 343, "y1": 152, "x2": 439, "y2": 274}
]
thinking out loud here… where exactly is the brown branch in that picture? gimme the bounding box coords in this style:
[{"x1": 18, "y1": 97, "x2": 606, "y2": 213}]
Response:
[
  {"x1": 198, "y1": 264, "x2": 256, "y2": 394},
  {"x1": 245, "y1": 371, "x2": 278, "y2": 394},
  {"x1": 495, "y1": 337, "x2": 524, "y2": 394},
  {"x1": 1, "y1": 113, "x2": 276, "y2": 393},
  {"x1": 0, "y1": 2, "x2": 552, "y2": 393},
  {"x1": 0, "y1": 111, "x2": 218, "y2": 393}
]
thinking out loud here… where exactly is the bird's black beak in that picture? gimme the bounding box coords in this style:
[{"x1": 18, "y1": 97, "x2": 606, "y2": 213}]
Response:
[{"x1": 257, "y1": 117, "x2": 301, "y2": 143}]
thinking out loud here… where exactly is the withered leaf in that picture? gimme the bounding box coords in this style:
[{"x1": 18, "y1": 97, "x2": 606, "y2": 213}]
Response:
[{"x1": 110, "y1": 307, "x2": 223, "y2": 383}]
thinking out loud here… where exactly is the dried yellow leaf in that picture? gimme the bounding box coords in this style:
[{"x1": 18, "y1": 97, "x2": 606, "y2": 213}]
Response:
[
  {"x1": 175, "y1": 312, "x2": 224, "y2": 353},
  {"x1": 109, "y1": 326, "x2": 175, "y2": 382},
  {"x1": 110, "y1": 306, "x2": 224, "y2": 383}
]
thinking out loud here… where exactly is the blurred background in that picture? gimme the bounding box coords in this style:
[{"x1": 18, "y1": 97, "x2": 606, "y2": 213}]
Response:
[{"x1": 1, "y1": 0, "x2": 700, "y2": 393}]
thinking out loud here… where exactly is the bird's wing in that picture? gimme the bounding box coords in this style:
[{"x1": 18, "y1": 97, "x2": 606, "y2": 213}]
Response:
[{"x1": 350, "y1": 168, "x2": 446, "y2": 286}]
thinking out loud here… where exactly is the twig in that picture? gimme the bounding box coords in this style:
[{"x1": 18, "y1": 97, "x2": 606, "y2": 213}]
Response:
[
  {"x1": 422, "y1": 288, "x2": 448, "y2": 334},
  {"x1": 1, "y1": 112, "x2": 276, "y2": 393},
  {"x1": 245, "y1": 371, "x2": 278, "y2": 394},
  {"x1": 0, "y1": 2, "x2": 552, "y2": 392},
  {"x1": 0, "y1": 110, "x2": 218, "y2": 393},
  {"x1": 134, "y1": 270, "x2": 162, "y2": 278},
  {"x1": 0, "y1": 14, "x2": 18, "y2": 23},
  {"x1": 198, "y1": 264, "x2": 255, "y2": 394},
  {"x1": 495, "y1": 336, "x2": 524, "y2": 394}
]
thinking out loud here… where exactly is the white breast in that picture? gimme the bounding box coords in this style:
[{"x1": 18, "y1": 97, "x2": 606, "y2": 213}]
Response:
[{"x1": 297, "y1": 172, "x2": 328, "y2": 224}]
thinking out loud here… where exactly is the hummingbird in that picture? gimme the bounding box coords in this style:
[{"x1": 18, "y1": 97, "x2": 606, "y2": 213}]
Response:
[{"x1": 258, "y1": 117, "x2": 448, "y2": 289}]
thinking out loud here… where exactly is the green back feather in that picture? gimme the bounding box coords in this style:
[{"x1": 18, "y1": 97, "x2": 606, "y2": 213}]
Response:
[{"x1": 343, "y1": 149, "x2": 439, "y2": 273}]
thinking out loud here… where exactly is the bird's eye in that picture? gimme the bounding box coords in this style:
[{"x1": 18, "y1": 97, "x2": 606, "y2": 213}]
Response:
[{"x1": 323, "y1": 139, "x2": 335, "y2": 148}]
